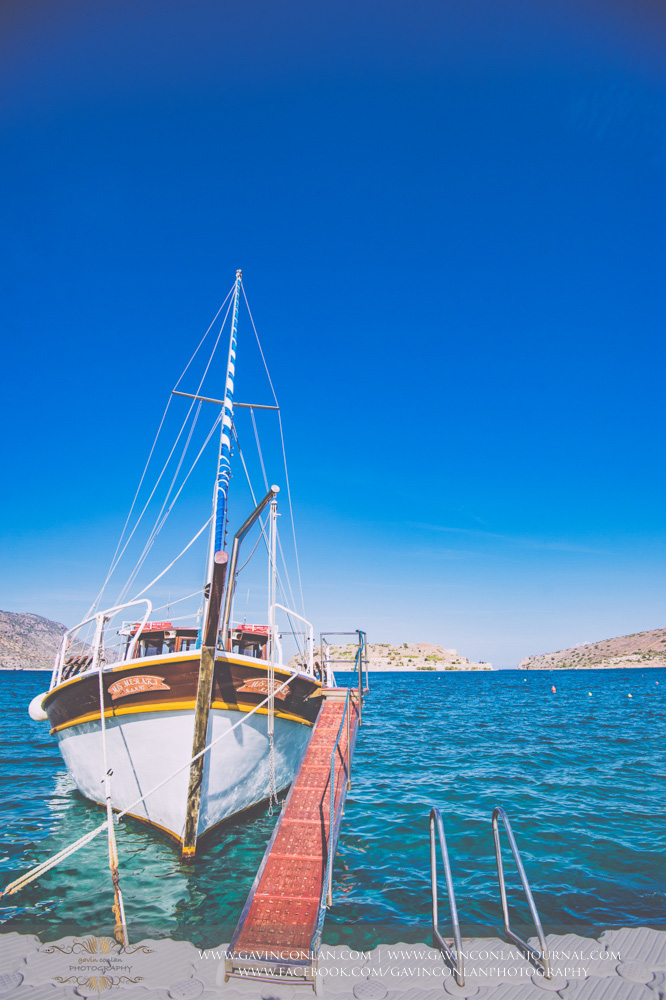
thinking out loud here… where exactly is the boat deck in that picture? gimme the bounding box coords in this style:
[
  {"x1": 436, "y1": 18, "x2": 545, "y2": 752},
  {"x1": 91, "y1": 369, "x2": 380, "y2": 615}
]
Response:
[{"x1": 225, "y1": 687, "x2": 360, "y2": 984}]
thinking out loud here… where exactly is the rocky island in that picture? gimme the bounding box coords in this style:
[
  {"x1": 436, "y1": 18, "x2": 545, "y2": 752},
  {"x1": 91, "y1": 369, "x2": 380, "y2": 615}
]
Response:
[
  {"x1": 1, "y1": 609, "x2": 492, "y2": 673},
  {"x1": 326, "y1": 641, "x2": 492, "y2": 671},
  {"x1": 519, "y1": 626, "x2": 666, "y2": 669}
]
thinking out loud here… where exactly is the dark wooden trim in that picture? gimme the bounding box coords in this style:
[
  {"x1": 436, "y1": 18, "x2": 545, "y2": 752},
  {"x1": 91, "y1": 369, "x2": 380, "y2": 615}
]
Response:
[{"x1": 44, "y1": 656, "x2": 322, "y2": 733}]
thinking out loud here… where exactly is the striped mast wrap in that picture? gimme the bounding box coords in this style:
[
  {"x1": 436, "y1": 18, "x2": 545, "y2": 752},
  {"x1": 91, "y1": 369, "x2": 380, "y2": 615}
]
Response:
[
  {"x1": 183, "y1": 269, "x2": 241, "y2": 856},
  {"x1": 199, "y1": 268, "x2": 242, "y2": 631},
  {"x1": 214, "y1": 268, "x2": 242, "y2": 557}
]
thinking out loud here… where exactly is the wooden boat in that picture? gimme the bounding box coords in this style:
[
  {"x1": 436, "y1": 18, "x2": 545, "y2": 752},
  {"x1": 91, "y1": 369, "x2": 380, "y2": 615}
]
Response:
[{"x1": 29, "y1": 271, "x2": 330, "y2": 856}]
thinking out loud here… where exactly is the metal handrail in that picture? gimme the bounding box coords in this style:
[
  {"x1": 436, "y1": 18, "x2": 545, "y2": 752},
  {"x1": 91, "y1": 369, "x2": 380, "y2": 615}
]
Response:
[
  {"x1": 354, "y1": 635, "x2": 363, "y2": 722},
  {"x1": 429, "y1": 808, "x2": 465, "y2": 987},
  {"x1": 492, "y1": 806, "x2": 552, "y2": 979},
  {"x1": 51, "y1": 599, "x2": 152, "y2": 689},
  {"x1": 319, "y1": 630, "x2": 368, "y2": 694},
  {"x1": 274, "y1": 603, "x2": 315, "y2": 675},
  {"x1": 325, "y1": 687, "x2": 353, "y2": 906}
]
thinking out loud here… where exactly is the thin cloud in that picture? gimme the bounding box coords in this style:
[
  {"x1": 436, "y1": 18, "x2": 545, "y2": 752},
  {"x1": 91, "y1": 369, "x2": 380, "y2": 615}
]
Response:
[{"x1": 408, "y1": 522, "x2": 600, "y2": 554}]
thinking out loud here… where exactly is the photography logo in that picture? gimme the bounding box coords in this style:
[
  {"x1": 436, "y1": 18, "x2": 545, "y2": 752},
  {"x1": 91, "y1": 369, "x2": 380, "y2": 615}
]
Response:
[{"x1": 44, "y1": 936, "x2": 154, "y2": 993}]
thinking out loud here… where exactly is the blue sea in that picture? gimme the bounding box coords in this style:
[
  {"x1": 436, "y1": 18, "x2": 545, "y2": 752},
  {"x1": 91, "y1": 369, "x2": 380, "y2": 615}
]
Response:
[{"x1": 1, "y1": 669, "x2": 664, "y2": 947}]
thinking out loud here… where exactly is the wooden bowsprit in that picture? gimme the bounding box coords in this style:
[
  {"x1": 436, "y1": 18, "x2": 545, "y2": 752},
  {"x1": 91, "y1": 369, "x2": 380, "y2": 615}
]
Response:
[{"x1": 225, "y1": 685, "x2": 360, "y2": 990}]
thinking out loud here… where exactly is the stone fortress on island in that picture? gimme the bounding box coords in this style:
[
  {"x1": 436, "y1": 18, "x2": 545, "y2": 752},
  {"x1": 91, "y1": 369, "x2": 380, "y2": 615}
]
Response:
[
  {"x1": 325, "y1": 640, "x2": 493, "y2": 671},
  {"x1": 0, "y1": 611, "x2": 493, "y2": 673}
]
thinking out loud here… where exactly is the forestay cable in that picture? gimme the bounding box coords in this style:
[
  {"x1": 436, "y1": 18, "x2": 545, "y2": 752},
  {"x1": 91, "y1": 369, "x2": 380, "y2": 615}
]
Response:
[
  {"x1": 232, "y1": 426, "x2": 301, "y2": 653},
  {"x1": 119, "y1": 411, "x2": 222, "y2": 607},
  {"x1": 242, "y1": 284, "x2": 306, "y2": 618},
  {"x1": 90, "y1": 287, "x2": 235, "y2": 615},
  {"x1": 109, "y1": 293, "x2": 235, "y2": 606}
]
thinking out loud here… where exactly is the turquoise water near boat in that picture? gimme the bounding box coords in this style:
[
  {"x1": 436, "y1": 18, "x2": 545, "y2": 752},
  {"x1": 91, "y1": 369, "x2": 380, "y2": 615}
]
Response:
[{"x1": 0, "y1": 668, "x2": 664, "y2": 947}]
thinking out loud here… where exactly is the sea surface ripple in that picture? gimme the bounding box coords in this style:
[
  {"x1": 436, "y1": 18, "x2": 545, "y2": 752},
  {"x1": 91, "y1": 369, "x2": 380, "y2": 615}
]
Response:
[{"x1": 0, "y1": 669, "x2": 664, "y2": 947}]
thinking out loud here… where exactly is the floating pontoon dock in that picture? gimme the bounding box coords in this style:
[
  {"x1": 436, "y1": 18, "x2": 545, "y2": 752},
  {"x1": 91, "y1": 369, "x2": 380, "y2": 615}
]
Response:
[{"x1": 225, "y1": 633, "x2": 367, "y2": 989}]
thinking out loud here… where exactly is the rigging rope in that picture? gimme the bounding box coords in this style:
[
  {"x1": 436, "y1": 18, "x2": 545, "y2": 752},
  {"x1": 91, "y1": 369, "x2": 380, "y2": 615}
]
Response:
[
  {"x1": 250, "y1": 407, "x2": 269, "y2": 491},
  {"x1": 95, "y1": 617, "x2": 129, "y2": 947},
  {"x1": 85, "y1": 394, "x2": 173, "y2": 620},
  {"x1": 119, "y1": 411, "x2": 222, "y2": 608},
  {"x1": 234, "y1": 518, "x2": 266, "y2": 576},
  {"x1": 0, "y1": 671, "x2": 303, "y2": 900},
  {"x1": 115, "y1": 400, "x2": 205, "y2": 605},
  {"x1": 247, "y1": 405, "x2": 301, "y2": 614},
  {"x1": 232, "y1": 425, "x2": 303, "y2": 657},
  {"x1": 109, "y1": 292, "x2": 234, "y2": 607},
  {"x1": 242, "y1": 284, "x2": 306, "y2": 619},
  {"x1": 5, "y1": 283, "x2": 318, "y2": 912},
  {"x1": 130, "y1": 517, "x2": 212, "y2": 603},
  {"x1": 173, "y1": 286, "x2": 235, "y2": 391},
  {"x1": 149, "y1": 589, "x2": 204, "y2": 615}
]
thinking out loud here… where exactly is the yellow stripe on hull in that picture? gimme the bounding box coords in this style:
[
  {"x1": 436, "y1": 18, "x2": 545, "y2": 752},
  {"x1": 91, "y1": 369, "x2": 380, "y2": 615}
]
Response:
[{"x1": 50, "y1": 699, "x2": 314, "y2": 734}]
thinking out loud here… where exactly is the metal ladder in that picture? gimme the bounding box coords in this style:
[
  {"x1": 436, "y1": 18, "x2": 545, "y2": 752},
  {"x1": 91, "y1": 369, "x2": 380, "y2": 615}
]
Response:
[
  {"x1": 430, "y1": 808, "x2": 465, "y2": 986},
  {"x1": 429, "y1": 806, "x2": 553, "y2": 987}
]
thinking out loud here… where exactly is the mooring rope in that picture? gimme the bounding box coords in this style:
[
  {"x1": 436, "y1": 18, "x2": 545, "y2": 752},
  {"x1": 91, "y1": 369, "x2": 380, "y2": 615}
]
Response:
[
  {"x1": 0, "y1": 825, "x2": 109, "y2": 897},
  {"x1": 0, "y1": 670, "x2": 302, "y2": 900},
  {"x1": 267, "y1": 731, "x2": 278, "y2": 817},
  {"x1": 97, "y1": 627, "x2": 129, "y2": 947}
]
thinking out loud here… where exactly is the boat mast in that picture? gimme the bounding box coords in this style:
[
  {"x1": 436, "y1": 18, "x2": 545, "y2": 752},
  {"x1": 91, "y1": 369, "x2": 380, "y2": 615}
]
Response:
[
  {"x1": 201, "y1": 269, "x2": 242, "y2": 629},
  {"x1": 183, "y1": 269, "x2": 241, "y2": 856}
]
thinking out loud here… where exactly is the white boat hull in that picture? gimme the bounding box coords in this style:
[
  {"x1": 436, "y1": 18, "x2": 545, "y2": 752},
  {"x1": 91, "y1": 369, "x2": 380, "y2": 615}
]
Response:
[{"x1": 55, "y1": 707, "x2": 312, "y2": 842}]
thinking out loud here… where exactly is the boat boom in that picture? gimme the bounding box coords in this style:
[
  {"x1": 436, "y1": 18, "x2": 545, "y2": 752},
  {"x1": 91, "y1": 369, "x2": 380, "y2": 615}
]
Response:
[{"x1": 220, "y1": 484, "x2": 280, "y2": 645}]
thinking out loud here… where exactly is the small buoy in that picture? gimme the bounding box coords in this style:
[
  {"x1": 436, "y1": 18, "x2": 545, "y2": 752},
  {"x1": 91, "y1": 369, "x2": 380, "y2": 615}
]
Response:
[
  {"x1": 588, "y1": 692, "x2": 592, "y2": 696},
  {"x1": 551, "y1": 685, "x2": 556, "y2": 693},
  {"x1": 28, "y1": 693, "x2": 48, "y2": 721},
  {"x1": 628, "y1": 693, "x2": 632, "y2": 698}
]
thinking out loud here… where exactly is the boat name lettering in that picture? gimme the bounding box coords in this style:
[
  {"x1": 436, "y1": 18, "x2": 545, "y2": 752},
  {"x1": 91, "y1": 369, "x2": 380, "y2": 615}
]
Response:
[
  {"x1": 237, "y1": 678, "x2": 288, "y2": 701},
  {"x1": 108, "y1": 675, "x2": 171, "y2": 700}
]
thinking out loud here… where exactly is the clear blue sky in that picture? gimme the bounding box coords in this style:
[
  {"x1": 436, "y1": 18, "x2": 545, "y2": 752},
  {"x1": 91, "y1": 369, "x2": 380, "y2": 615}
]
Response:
[{"x1": 1, "y1": 0, "x2": 665, "y2": 667}]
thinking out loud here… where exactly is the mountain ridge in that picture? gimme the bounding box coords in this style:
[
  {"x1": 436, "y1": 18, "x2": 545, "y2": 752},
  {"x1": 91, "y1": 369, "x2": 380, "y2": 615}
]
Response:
[
  {"x1": 0, "y1": 610, "x2": 67, "y2": 671},
  {"x1": 519, "y1": 626, "x2": 666, "y2": 670}
]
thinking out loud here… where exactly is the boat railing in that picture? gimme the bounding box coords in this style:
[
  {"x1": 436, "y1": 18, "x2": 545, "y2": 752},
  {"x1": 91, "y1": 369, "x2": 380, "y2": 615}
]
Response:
[
  {"x1": 354, "y1": 630, "x2": 368, "y2": 721},
  {"x1": 429, "y1": 807, "x2": 465, "y2": 987},
  {"x1": 319, "y1": 630, "x2": 369, "y2": 699},
  {"x1": 51, "y1": 599, "x2": 152, "y2": 690},
  {"x1": 325, "y1": 685, "x2": 353, "y2": 906},
  {"x1": 492, "y1": 806, "x2": 552, "y2": 979},
  {"x1": 320, "y1": 636, "x2": 333, "y2": 686},
  {"x1": 274, "y1": 603, "x2": 315, "y2": 676}
]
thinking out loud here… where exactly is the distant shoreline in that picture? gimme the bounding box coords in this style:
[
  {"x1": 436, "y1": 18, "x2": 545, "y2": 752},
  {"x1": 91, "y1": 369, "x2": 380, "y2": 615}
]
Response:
[
  {"x1": 521, "y1": 662, "x2": 666, "y2": 671},
  {"x1": 334, "y1": 666, "x2": 494, "y2": 673},
  {"x1": 0, "y1": 667, "x2": 51, "y2": 672}
]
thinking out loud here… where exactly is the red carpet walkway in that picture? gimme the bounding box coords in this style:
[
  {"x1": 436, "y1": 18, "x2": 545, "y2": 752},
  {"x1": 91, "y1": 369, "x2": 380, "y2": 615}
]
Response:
[{"x1": 226, "y1": 689, "x2": 360, "y2": 983}]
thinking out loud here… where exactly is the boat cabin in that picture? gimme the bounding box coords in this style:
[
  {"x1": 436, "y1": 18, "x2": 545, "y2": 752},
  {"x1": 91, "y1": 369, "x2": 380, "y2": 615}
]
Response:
[
  {"x1": 122, "y1": 621, "x2": 270, "y2": 660},
  {"x1": 124, "y1": 621, "x2": 199, "y2": 658},
  {"x1": 228, "y1": 624, "x2": 269, "y2": 660}
]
